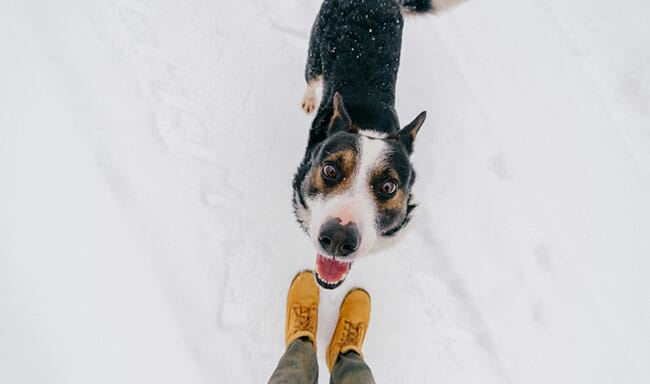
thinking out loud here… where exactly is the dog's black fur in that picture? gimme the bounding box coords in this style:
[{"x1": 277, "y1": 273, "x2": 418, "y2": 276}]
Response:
[{"x1": 293, "y1": 0, "x2": 432, "y2": 238}]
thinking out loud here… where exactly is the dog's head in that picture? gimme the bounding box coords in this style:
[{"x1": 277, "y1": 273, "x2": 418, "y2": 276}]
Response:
[{"x1": 294, "y1": 93, "x2": 426, "y2": 289}]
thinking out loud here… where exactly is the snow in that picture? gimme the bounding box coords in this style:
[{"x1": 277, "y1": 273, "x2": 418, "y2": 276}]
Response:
[{"x1": 1, "y1": 0, "x2": 649, "y2": 383}]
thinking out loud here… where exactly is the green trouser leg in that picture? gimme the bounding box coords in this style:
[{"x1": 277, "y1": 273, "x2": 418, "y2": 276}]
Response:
[
  {"x1": 330, "y1": 351, "x2": 375, "y2": 384},
  {"x1": 269, "y1": 339, "x2": 374, "y2": 384},
  {"x1": 269, "y1": 338, "x2": 318, "y2": 384}
]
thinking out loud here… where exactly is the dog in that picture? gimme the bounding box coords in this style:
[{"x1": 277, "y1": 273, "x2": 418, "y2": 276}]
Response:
[{"x1": 293, "y1": 0, "x2": 433, "y2": 289}]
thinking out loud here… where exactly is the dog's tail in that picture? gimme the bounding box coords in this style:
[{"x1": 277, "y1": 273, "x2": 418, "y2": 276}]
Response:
[{"x1": 399, "y1": 0, "x2": 466, "y2": 14}]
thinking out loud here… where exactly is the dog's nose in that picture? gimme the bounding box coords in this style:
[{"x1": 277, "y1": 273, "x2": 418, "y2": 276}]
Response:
[{"x1": 318, "y1": 219, "x2": 360, "y2": 257}]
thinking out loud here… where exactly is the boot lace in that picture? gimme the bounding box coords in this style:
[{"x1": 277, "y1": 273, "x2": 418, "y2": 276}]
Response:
[
  {"x1": 291, "y1": 305, "x2": 316, "y2": 334},
  {"x1": 338, "y1": 319, "x2": 364, "y2": 347}
]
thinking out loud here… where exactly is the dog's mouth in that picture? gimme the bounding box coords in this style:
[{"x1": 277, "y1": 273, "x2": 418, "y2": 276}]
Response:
[{"x1": 314, "y1": 253, "x2": 351, "y2": 289}]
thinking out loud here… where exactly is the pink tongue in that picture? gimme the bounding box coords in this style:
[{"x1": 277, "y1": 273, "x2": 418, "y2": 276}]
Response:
[{"x1": 316, "y1": 254, "x2": 350, "y2": 282}]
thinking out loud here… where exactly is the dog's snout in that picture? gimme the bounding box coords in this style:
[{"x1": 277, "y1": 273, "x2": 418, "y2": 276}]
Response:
[{"x1": 318, "y1": 219, "x2": 360, "y2": 257}]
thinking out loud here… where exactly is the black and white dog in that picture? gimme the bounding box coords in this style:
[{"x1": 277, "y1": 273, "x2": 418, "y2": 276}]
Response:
[{"x1": 293, "y1": 0, "x2": 433, "y2": 289}]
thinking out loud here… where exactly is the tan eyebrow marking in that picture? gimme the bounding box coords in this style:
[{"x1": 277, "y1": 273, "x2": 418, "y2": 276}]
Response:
[{"x1": 370, "y1": 161, "x2": 400, "y2": 184}]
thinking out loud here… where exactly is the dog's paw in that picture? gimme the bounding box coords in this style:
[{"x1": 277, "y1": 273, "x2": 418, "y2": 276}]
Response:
[
  {"x1": 301, "y1": 95, "x2": 316, "y2": 114},
  {"x1": 301, "y1": 81, "x2": 319, "y2": 114}
]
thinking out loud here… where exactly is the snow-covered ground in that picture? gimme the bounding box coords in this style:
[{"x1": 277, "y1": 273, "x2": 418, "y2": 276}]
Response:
[{"x1": 1, "y1": 0, "x2": 649, "y2": 382}]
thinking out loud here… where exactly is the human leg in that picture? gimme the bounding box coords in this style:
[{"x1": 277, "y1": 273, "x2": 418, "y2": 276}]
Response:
[
  {"x1": 268, "y1": 271, "x2": 321, "y2": 384},
  {"x1": 327, "y1": 289, "x2": 375, "y2": 384}
]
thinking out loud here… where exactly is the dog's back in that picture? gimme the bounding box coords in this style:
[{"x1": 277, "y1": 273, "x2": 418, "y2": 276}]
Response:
[
  {"x1": 305, "y1": 0, "x2": 433, "y2": 149},
  {"x1": 306, "y1": 0, "x2": 403, "y2": 145}
]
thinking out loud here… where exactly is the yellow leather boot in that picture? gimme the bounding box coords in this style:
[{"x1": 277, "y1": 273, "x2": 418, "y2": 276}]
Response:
[
  {"x1": 285, "y1": 270, "x2": 320, "y2": 350},
  {"x1": 326, "y1": 288, "x2": 371, "y2": 372}
]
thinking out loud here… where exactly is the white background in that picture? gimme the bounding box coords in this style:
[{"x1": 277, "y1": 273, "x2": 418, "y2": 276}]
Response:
[{"x1": 1, "y1": 0, "x2": 649, "y2": 383}]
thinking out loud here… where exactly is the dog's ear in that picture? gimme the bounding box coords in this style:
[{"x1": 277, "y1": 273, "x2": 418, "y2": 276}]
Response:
[
  {"x1": 389, "y1": 111, "x2": 426, "y2": 154},
  {"x1": 328, "y1": 92, "x2": 359, "y2": 136}
]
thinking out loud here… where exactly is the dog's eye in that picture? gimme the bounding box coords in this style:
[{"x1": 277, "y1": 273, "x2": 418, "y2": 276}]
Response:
[
  {"x1": 322, "y1": 163, "x2": 338, "y2": 180},
  {"x1": 380, "y1": 181, "x2": 397, "y2": 196}
]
